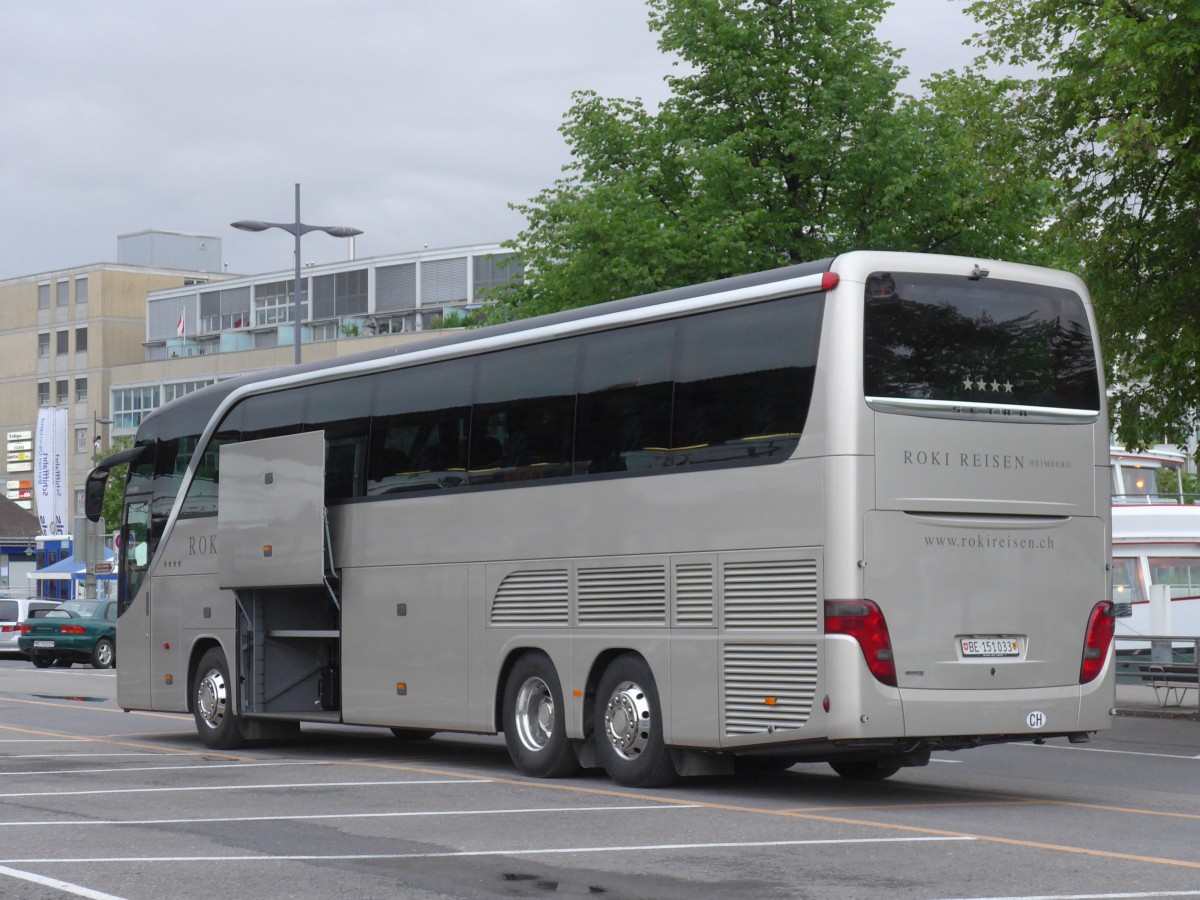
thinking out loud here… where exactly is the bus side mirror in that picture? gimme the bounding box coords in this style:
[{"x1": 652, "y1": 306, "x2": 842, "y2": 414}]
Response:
[
  {"x1": 84, "y1": 444, "x2": 148, "y2": 523},
  {"x1": 85, "y1": 468, "x2": 109, "y2": 523}
]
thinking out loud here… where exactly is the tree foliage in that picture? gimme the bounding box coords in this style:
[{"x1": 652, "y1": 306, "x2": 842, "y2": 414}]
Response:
[
  {"x1": 489, "y1": 0, "x2": 1059, "y2": 322},
  {"x1": 100, "y1": 436, "x2": 133, "y2": 537},
  {"x1": 967, "y1": 0, "x2": 1200, "y2": 452}
]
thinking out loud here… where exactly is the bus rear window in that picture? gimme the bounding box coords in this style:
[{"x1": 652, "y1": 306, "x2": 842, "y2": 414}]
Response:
[{"x1": 863, "y1": 272, "x2": 1100, "y2": 413}]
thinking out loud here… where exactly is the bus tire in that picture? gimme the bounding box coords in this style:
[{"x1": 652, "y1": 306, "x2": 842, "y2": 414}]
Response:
[
  {"x1": 502, "y1": 651, "x2": 579, "y2": 778},
  {"x1": 193, "y1": 647, "x2": 246, "y2": 750},
  {"x1": 735, "y1": 755, "x2": 799, "y2": 775},
  {"x1": 594, "y1": 654, "x2": 678, "y2": 788},
  {"x1": 829, "y1": 760, "x2": 901, "y2": 781},
  {"x1": 389, "y1": 727, "x2": 436, "y2": 741}
]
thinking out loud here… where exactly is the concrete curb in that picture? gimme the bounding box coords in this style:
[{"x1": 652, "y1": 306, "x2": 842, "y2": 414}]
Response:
[{"x1": 1114, "y1": 706, "x2": 1199, "y2": 721}]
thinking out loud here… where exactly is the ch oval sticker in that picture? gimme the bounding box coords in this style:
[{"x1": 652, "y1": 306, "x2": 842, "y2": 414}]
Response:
[{"x1": 1026, "y1": 711, "x2": 1046, "y2": 729}]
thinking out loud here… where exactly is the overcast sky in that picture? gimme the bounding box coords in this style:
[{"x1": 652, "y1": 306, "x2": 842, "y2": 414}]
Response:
[{"x1": 0, "y1": 1, "x2": 983, "y2": 281}]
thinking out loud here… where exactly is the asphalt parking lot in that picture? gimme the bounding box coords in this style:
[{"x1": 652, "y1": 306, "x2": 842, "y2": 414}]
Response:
[{"x1": 2, "y1": 661, "x2": 1199, "y2": 900}]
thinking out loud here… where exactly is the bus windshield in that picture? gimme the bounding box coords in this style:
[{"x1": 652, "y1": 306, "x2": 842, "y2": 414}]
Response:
[{"x1": 863, "y1": 272, "x2": 1100, "y2": 412}]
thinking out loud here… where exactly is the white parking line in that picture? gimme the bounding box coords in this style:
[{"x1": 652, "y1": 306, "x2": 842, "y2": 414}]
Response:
[
  {"x1": 5, "y1": 752, "x2": 169, "y2": 759},
  {"x1": 0, "y1": 760, "x2": 329, "y2": 777},
  {"x1": 0, "y1": 739, "x2": 94, "y2": 743},
  {"x1": 0, "y1": 803, "x2": 696, "y2": 828},
  {"x1": 0, "y1": 835, "x2": 974, "y2": 864},
  {"x1": 0, "y1": 864, "x2": 127, "y2": 900},
  {"x1": 4, "y1": 778, "x2": 489, "y2": 799},
  {"x1": 1011, "y1": 743, "x2": 1200, "y2": 761},
  {"x1": 932, "y1": 892, "x2": 1200, "y2": 900}
]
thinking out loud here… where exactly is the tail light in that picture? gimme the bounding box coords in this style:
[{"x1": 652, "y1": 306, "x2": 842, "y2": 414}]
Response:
[
  {"x1": 1080, "y1": 600, "x2": 1115, "y2": 684},
  {"x1": 0, "y1": 625, "x2": 17, "y2": 634},
  {"x1": 825, "y1": 599, "x2": 897, "y2": 686},
  {"x1": 60, "y1": 625, "x2": 87, "y2": 635},
  {"x1": 19, "y1": 624, "x2": 33, "y2": 635}
]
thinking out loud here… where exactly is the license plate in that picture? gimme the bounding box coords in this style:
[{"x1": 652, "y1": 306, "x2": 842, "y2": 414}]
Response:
[
  {"x1": 33, "y1": 640, "x2": 55, "y2": 648},
  {"x1": 961, "y1": 637, "x2": 1019, "y2": 657}
]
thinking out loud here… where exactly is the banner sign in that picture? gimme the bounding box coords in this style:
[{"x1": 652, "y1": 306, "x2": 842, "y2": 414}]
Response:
[{"x1": 34, "y1": 408, "x2": 69, "y2": 535}]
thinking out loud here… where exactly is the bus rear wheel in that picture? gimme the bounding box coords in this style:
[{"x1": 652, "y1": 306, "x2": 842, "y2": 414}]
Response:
[
  {"x1": 193, "y1": 647, "x2": 246, "y2": 750},
  {"x1": 594, "y1": 654, "x2": 678, "y2": 788},
  {"x1": 829, "y1": 760, "x2": 901, "y2": 781},
  {"x1": 502, "y1": 651, "x2": 579, "y2": 778},
  {"x1": 389, "y1": 728, "x2": 436, "y2": 741}
]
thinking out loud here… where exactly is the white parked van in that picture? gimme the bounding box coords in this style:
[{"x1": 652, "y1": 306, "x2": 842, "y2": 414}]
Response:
[{"x1": 0, "y1": 595, "x2": 59, "y2": 655}]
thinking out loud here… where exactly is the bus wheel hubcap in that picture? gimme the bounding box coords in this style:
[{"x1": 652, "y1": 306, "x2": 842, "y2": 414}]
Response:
[
  {"x1": 514, "y1": 677, "x2": 554, "y2": 752},
  {"x1": 604, "y1": 681, "x2": 650, "y2": 760},
  {"x1": 197, "y1": 669, "x2": 228, "y2": 728}
]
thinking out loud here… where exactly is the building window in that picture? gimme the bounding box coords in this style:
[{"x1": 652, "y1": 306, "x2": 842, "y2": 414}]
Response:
[
  {"x1": 56, "y1": 379, "x2": 69, "y2": 405},
  {"x1": 56, "y1": 330, "x2": 69, "y2": 355},
  {"x1": 162, "y1": 379, "x2": 215, "y2": 403},
  {"x1": 310, "y1": 321, "x2": 338, "y2": 342},
  {"x1": 312, "y1": 269, "x2": 367, "y2": 320},
  {"x1": 75, "y1": 327, "x2": 88, "y2": 353},
  {"x1": 113, "y1": 386, "x2": 160, "y2": 429},
  {"x1": 37, "y1": 332, "x2": 50, "y2": 358},
  {"x1": 75, "y1": 377, "x2": 88, "y2": 402},
  {"x1": 37, "y1": 283, "x2": 50, "y2": 310},
  {"x1": 200, "y1": 287, "x2": 251, "y2": 333},
  {"x1": 254, "y1": 280, "x2": 302, "y2": 326},
  {"x1": 421, "y1": 257, "x2": 469, "y2": 304},
  {"x1": 56, "y1": 280, "x2": 69, "y2": 308},
  {"x1": 37, "y1": 381, "x2": 50, "y2": 406},
  {"x1": 75, "y1": 276, "x2": 88, "y2": 306},
  {"x1": 473, "y1": 253, "x2": 523, "y2": 299}
]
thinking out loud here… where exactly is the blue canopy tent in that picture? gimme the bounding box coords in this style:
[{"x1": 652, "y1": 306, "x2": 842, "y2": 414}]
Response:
[{"x1": 27, "y1": 550, "x2": 117, "y2": 602}]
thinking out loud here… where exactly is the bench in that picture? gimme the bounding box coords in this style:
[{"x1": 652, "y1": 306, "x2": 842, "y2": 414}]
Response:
[{"x1": 1139, "y1": 663, "x2": 1199, "y2": 708}]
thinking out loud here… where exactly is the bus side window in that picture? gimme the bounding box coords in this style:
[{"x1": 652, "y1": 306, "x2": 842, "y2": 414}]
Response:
[
  {"x1": 120, "y1": 500, "x2": 152, "y2": 613},
  {"x1": 673, "y1": 299, "x2": 821, "y2": 466},
  {"x1": 304, "y1": 375, "x2": 375, "y2": 502},
  {"x1": 369, "y1": 359, "x2": 474, "y2": 495},
  {"x1": 470, "y1": 339, "x2": 578, "y2": 485},
  {"x1": 180, "y1": 405, "x2": 243, "y2": 519},
  {"x1": 575, "y1": 321, "x2": 675, "y2": 474}
]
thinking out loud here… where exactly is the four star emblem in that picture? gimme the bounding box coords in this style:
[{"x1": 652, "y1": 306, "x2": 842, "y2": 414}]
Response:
[{"x1": 961, "y1": 376, "x2": 1016, "y2": 394}]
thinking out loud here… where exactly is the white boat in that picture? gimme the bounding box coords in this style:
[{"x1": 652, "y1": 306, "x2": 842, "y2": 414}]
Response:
[{"x1": 1111, "y1": 446, "x2": 1200, "y2": 641}]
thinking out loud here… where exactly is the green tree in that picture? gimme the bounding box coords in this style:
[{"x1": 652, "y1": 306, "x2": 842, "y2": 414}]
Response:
[
  {"x1": 966, "y1": 0, "x2": 1200, "y2": 452},
  {"x1": 489, "y1": 0, "x2": 1058, "y2": 322}
]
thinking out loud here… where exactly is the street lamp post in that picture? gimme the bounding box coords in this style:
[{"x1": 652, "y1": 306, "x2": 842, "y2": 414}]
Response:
[
  {"x1": 93, "y1": 411, "x2": 113, "y2": 464},
  {"x1": 232, "y1": 183, "x2": 363, "y2": 365}
]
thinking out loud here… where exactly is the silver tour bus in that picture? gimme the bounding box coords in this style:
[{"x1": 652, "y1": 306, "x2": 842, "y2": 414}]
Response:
[{"x1": 86, "y1": 251, "x2": 1114, "y2": 787}]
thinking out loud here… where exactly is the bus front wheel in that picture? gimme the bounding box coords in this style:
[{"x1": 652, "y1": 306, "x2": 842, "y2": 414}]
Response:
[
  {"x1": 594, "y1": 654, "x2": 678, "y2": 788},
  {"x1": 193, "y1": 647, "x2": 246, "y2": 750},
  {"x1": 502, "y1": 651, "x2": 579, "y2": 778},
  {"x1": 829, "y1": 760, "x2": 901, "y2": 781}
]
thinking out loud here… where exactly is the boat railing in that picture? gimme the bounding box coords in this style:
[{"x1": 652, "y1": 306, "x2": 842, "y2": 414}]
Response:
[
  {"x1": 1114, "y1": 635, "x2": 1200, "y2": 712},
  {"x1": 1113, "y1": 492, "x2": 1200, "y2": 506}
]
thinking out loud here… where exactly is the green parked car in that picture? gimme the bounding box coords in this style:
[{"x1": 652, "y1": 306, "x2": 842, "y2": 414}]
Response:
[{"x1": 18, "y1": 599, "x2": 117, "y2": 669}]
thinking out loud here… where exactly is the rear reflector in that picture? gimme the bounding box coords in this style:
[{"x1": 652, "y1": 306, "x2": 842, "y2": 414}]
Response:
[
  {"x1": 825, "y1": 599, "x2": 897, "y2": 686},
  {"x1": 821, "y1": 271, "x2": 840, "y2": 292}
]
